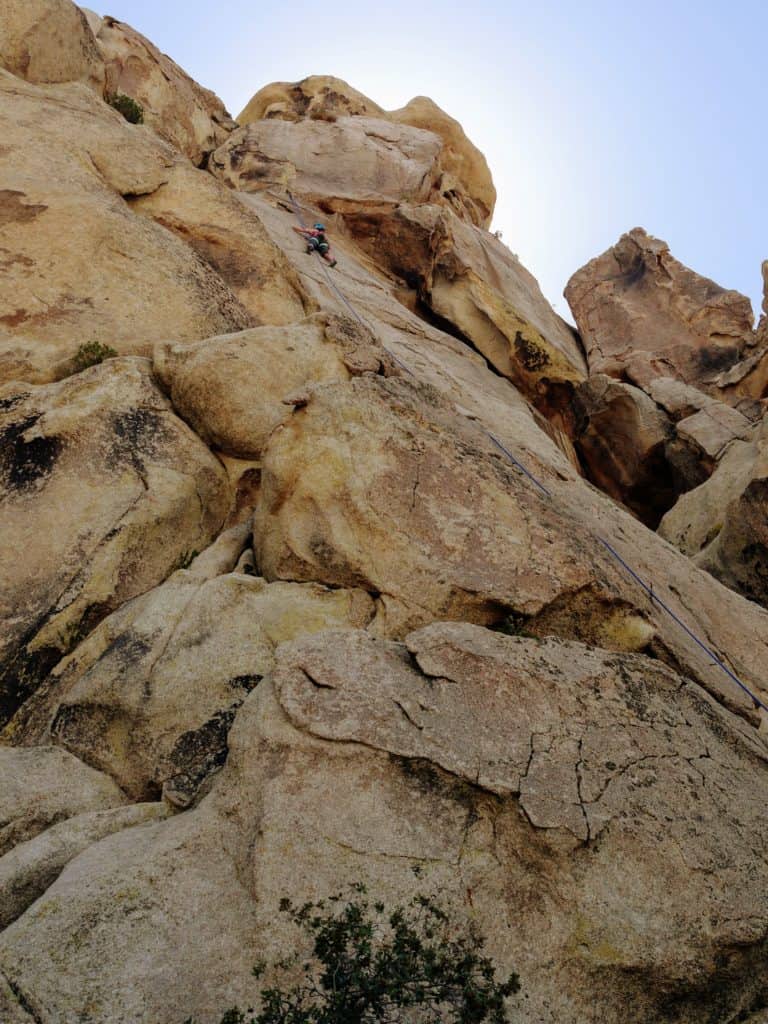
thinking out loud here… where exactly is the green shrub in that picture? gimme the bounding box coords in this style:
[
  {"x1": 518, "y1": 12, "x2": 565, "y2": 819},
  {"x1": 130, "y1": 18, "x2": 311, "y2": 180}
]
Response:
[
  {"x1": 211, "y1": 884, "x2": 520, "y2": 1024},
  {"x1": 107, "y1": 93, "x2": 144, "y2": 125},
  {"x1": 71, "y1": 341, "x2": 118, "y2": 373}
]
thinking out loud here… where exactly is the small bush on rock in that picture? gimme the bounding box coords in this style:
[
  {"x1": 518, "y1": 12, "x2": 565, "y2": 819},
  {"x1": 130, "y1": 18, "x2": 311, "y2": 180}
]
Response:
[
  {"x1": 107, "y1": 93, "x2": 145, "y2": 124},
  {"x1": 212, "y1": 884, "x2": 520, "y2": 1024},
  {"x1": 71, "y1": 341, "x2": 118, "y2": 373}
]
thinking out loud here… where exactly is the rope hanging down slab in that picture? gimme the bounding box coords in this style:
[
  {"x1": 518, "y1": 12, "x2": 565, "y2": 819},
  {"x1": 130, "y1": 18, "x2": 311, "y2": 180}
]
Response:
[{"x1": 282, "y1": 189, "x2": 767, "y2": 716}]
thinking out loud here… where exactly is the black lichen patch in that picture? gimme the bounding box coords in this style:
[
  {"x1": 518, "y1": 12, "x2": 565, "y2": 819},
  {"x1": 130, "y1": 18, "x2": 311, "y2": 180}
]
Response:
[
  {"x1": 697, "y1": 344, "x2": 741, "y2": 374},
  {"x1": 229, "y1": 674, "x2": 262, "y2": 692},
  {"x1": 0, "y1": 393, "x2": 28, "y2": 413},
  {"x1": 163, "y1": 704, "x2": 242, "y2": 808},
  {"x1": 0, "y1": 641, "x2": 64, "y2": 727},
  {"x1": 389, "y1": 754, "x2": 480, "y2": 811},
  {"x1": 0, "y1": 413, "x2": 62, "y2": 494},
  {"x1": 514, "y1": 332, "x2": 550, "y2": 372},
  {"x1": 107, "y1": 407, "x2": 170, "y2": 474},
  {"x1": 621, "y1": 254, "x2": 646, "y2": 288},
  {"x1": 102, "y1": 629, "x2": 155, "y2": 669}
]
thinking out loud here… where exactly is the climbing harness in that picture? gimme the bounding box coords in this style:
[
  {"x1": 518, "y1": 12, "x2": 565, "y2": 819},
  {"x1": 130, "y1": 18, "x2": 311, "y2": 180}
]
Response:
[{"x1": 283, "y1": 189, "x2": 767, "y2": 717}]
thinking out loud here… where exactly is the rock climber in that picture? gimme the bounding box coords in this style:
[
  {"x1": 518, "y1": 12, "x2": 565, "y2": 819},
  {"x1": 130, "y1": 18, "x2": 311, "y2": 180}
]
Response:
[{"x1": 292, "y1": 222, "x2": 337, "y2": 267}]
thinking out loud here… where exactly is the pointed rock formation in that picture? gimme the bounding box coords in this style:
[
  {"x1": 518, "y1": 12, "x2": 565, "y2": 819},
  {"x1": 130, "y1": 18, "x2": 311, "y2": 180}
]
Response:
[{"x1": 565, "y1": 227, "x2": 755, "y2": 387}]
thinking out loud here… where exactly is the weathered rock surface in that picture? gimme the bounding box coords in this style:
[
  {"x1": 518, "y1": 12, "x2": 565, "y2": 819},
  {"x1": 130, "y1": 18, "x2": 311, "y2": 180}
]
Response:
[
  {"x1": 3, "y1": 624, "x2": 768, "y2": 1023},
  {"x1": 0, "y1": 745, "x2": 127, "y2": 856},
  {"x1": 91, "y1": 15, "x2": 235, "y2": 165},
  {"x1": 153, "y1": 314, "x2": 388, "y2": 459},
  {"x1": 345, "y1": 203, "x2": 586, "y2": 403},
  {"x1": 565, "y1": 228, "x2": 755, "y2": 387},
  {"x1": 388, "y1": 96, "x2": 496, "y2": 227},
  {"x1": 238, "y1": 74, "x2": 384, "y2": 123},
  {"x1": 237, "y1": 76, "x2": 495, "y2": 227},
  {"x1": 660, "y1": 415, "x2": 768, "y2": 607},
  {"x1": 129, "y1": 161, "x2": 309, "y2": 326},
  {"x1": 571, "y1": 375, "x2": 676, "y2": 526},
  {"x1": 0, "y1": 358, "x2": 230, "y2": 724},
  {"x1": 210, "y1": 115, "x2": 445, "y2": 212},
  {"x1": 0, "y1": 71, "x2": 252, "y2": 384},
  {"x1": 10, "y1": 564, "x2": 373, "y2": 802},
  {"x1": 254, "y1": 374, "x2": 642, "y2": 639},
  {"x1": 0, "y1": 802, "x2": 168, "y2": 928},
  {"x1": 0, "y1": 0, "x2": 104, "y2": 89}
]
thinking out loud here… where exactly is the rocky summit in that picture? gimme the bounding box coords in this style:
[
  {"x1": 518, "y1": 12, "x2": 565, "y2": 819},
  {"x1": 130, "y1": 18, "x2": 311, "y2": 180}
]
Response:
[{"x1": 1, "y1": 4, "x2": 768, "y2": 1023}]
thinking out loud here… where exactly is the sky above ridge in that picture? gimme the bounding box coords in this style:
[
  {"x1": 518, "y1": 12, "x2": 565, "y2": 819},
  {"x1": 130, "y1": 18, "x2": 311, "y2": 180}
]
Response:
[{"x1": 96, "y1": 0, "x2": 767, "y2": 321}]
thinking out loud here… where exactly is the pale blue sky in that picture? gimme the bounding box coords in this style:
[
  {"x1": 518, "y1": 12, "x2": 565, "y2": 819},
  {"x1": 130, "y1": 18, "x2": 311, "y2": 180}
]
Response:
[{"x1": 95, "y1": 0, "x2": 766, "y2": 320}]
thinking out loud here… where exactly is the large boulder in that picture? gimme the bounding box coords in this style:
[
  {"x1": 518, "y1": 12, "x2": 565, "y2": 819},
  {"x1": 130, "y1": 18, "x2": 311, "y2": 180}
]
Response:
[
  {"x1": 250, "y1": 369, "x2": 768, "y2": 716},
  {"x1": 0, "y1": 746, "x2": 126, "y2": 855},
  {"x1": 388, "y1": 96, "x2": 496, "y2": 227},
  {"x1": 91, "y1": 15, "x2": 236, "y2": 165},
  {"x1": 565, "y1": 228, "x2": 755, "y2": 387},
  {"x1": 0, "y1": 72, "x2": 252, "y2": 385},
  {"x1": 660, "y1": 415, "x2": 768, "y2": 607},
  {"x1": 210, "y1": 115, "x2": 445, "y2": 212},
  {"x1": 0, "y1": 0, "x2": 104, "y2": 89},
  {"x1": 10, "y1": 565, "x2": 373, "y2": 803},
  {"x1": 237, "y1": 76, "x2": 495, "y2": 227},
  {"x1": 0, "y1": 358, "x2": 230, "y2": 725},
  {"x1": 238, "y1": 75, "x2": 384, "y2": 123},
  {"x1": 153, "y1": 314, "x2": 388, "y2": 459},
  {"x1": 254, "y1": 375, "x2": 648, "y2": 641},
  {"x1": 0, "y1": 802, "x2": 167, "y2": 929},
  {"x1": 3, "y1": 624, "x2": 768, "y2": 1023}
]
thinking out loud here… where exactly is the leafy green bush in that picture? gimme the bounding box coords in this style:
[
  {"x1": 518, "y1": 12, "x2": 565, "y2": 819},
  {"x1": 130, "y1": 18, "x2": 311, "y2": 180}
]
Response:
[
  {"x1": 214, "y1": 884, "x2": 520, "y2": 1024},
  {"x1": 107, "y1": 93, "x2": 144, "y2": 125},
  {"x1": 71, "y1": 341, "x2": 118, "y2": 373}
]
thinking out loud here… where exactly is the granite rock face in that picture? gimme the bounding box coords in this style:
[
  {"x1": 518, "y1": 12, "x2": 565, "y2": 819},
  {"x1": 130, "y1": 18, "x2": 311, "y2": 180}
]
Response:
[
  {"x1": 565, "y1": 227, "x2": 755, "y2": 387},
  {"x1": 91, "y1": 15, "x2": 235, "y2": 165},
  {"x1": 3, "y1": 625, "x2": 768, "y2": 1024},
  {"x1": 0, "y1": 359, "x2": 230, "y2": 723},
  {"x1": 237, "y1": 75, "x2": 495, "y2": 227},
  {"x1": 0, "y1": 0, "x2": 104, "y2": 89},
  {"x1": 0, "y1": 71, "x2": 253, "y2": 384},
  {"x1": 3, "y1": 14, "x2": 768, "y2": 1024}
]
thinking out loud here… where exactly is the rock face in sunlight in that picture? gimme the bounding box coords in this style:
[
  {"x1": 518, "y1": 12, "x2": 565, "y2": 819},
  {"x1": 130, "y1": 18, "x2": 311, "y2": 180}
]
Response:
[
  {"x1": 90, "y1": 15, "x2": 236, "y2": 165},
  {"x1": 0, "y1": 0, "x2": 104, "y2": 89},
  {"x1": 565, "y1": 227, "x2": 755, "y2": 387},
  {"x1": 3, "y1": 15, "x2": 768, "y2": 1024},
  {"x1": 237, "y1": 75, "x2": 496, "y2": 227}
]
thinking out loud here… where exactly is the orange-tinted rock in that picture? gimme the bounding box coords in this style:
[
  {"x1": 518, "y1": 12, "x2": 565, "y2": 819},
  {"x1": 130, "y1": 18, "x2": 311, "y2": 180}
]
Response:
[{"x1": 565, "y1": 228, "x2": 754, "y2": 386}]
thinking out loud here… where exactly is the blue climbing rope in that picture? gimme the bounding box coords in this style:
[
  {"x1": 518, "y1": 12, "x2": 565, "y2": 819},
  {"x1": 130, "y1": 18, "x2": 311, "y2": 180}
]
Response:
[
  {"x1": 281, "y1": 188, "x2": 767, "y2": 716},
  {"x1": 286, "y1": 192, "x2": 415, "y2": 377}
]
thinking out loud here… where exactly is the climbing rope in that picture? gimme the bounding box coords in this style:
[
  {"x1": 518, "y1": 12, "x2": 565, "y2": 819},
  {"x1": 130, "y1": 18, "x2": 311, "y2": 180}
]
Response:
[
  {"x1": 281, "y1": 188, "x2": 768, "y2": 717},
  {"x1": 286, "y1": 191, "x2": 415, "y2": 376}
]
